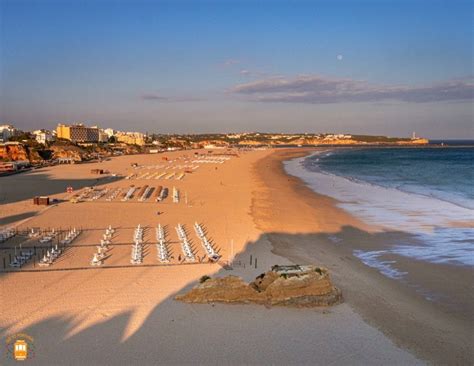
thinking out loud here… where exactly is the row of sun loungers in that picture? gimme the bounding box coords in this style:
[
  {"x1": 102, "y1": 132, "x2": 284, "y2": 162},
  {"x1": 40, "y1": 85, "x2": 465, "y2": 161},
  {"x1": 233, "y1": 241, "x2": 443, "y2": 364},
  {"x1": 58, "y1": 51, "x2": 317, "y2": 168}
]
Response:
[
  {"x1": 135, "y1": 164, "x2": 198, "y2": 170},
  {"x1": 172, "y1": 187, "x2": 179, "y2": 203},
  {"x1": 82, "y1": 185, "x2": 174, "y2": 203},
  {"x1": 39, "y1": 229, "x2": 58, "y2": 244},
  {"x1": 156, "y1": 224, "x2": 170, "y2": 263},
  {"x1": 88, "y1": 188, "x2": 108, "y2": 201},
  {"x1": 38, "y1": 245, "x2": 62, "y2": 267},
  {"x1": 122, "y1": 186, "x2": 137, "y2": 201},
  {"x1": 126, "y1": 170, "x2": 190, "y2": 180},
  {"x1": 192, "y1": 157, "x2": 230, "y2": 164},
  {"x1": 164, "y1": 165, "x2": 198, "y2": 170},
  {"x1": 106, "y1": 188, "x2": 122, "y2": 201},
  {"x1": 194, "y1": 222, "x2": 220, "y2": 262},
  {"x1": 9, "y1": 247, "x2": 34, "y2": 268},
  {"x1": 138, "y1": 185, "x2": 153, "y2": 201},
  {"x1": 131, "y1": 224, "x2": 144, "y2": 264},
  {"x1": 175, "y1": 224, "x2": 195, "y2": 262},
  {"x1": 28, "y1": 228, "x2": 40, "y2": 238},
  {"x1": 60, "y1": 228, "x2": 80, "y2": 245},
  {"x1": 155, "y1": 172, "x2": 167, "y2": 179},
  {"x1": 91, "y1": 226, "x2": 114, "y2": 266},
  {"x1": 0, "y1": 227, "x2": 16, "y2": 242}
]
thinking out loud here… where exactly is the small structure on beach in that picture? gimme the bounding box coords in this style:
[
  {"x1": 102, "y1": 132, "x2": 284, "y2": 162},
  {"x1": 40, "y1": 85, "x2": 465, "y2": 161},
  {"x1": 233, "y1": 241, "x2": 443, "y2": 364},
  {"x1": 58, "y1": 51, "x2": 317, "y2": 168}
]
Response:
[{"x1": 33, "y1": 196, "x2": 50, "y2": 206}]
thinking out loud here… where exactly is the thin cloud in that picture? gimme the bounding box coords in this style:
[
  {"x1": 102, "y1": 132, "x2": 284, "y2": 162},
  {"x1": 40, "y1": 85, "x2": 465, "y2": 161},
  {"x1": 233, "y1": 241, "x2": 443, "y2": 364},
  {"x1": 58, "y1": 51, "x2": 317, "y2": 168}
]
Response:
[
  {"x1": 141, "y1": 94, "x2": 169, "y2": 101},
  {"x1": 230, "y1": 75, "x2": 474, "y2": 103},
  {"x1": 221, "y1": 59, "x2": 240, "y2": 67},
  {"x1": 140, "y1": 94, "x2": 202, "y2": 102}
]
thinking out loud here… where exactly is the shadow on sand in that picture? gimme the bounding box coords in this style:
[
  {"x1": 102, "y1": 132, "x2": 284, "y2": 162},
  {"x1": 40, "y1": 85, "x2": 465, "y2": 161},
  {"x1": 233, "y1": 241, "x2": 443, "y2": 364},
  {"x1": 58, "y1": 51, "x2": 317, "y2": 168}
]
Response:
[
  {"x1": 0, "y1": 170, "x2": 123, "y2": 205},
  {"x1": 0, "y1": 212, "x2": 39, "y2": 226},
  {"x1": 0, "y1": 227, "x2": 472, "y2": 365}
]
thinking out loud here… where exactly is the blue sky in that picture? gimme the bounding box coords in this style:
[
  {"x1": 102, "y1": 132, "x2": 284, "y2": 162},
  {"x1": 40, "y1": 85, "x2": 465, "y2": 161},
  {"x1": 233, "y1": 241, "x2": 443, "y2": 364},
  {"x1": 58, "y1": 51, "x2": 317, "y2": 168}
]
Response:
[{"x1": 1, "y1": 0, "x2": 473, "y2": 137}]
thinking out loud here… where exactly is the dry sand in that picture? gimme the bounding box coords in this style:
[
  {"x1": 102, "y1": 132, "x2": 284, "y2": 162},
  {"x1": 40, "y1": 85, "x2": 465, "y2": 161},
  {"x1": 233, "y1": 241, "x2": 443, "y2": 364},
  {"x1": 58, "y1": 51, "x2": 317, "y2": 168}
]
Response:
[{"x1": 0, "y1": 149, "x2": 424, "y2": 365}]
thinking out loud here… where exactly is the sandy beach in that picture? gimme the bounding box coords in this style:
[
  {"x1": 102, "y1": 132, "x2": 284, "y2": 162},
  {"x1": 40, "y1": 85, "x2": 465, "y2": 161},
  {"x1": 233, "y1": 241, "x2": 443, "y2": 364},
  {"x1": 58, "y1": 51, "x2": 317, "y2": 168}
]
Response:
[{"x1": 1, "y1": 148, "x2": 465, "y2": 364}]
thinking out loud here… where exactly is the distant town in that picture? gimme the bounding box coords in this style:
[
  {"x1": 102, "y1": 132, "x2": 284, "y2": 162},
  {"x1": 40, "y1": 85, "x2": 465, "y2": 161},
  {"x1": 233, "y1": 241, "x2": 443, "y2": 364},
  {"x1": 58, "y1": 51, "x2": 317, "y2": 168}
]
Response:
[{"x1": 0, "y1": 122, "x2": 428, "y2": 173}]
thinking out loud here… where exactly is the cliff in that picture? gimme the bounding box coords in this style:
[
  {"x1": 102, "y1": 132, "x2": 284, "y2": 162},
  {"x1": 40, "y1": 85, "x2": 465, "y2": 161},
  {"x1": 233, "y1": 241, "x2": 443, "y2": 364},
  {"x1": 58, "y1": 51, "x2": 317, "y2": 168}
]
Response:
[
  {"x1": 0, "y1": 143, "x2": 43, "y2": 162},
  {"x1": 51, "y1": 145, "x2": 86, "y2": 162},
  {"x1": 176, "y1": 265, "x2": 342, "y2": 307}
]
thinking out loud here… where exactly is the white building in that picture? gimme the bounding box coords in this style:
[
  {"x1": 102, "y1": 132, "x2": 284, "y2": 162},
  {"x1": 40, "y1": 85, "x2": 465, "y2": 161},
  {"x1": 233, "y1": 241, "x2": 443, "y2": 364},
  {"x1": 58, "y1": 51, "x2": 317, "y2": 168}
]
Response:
[
  {"x1": 98, "y1": 130, "x2": 109, "y2": 142},
  {"x1": 103, "y1": 128, "x2": 115, "y2": 138},
  {"x1": 35, "y1": 130, "x2": 54, "y2": 144},
  {"x1": 0, "y1": 124, "x2": 18, "y2": 142}
]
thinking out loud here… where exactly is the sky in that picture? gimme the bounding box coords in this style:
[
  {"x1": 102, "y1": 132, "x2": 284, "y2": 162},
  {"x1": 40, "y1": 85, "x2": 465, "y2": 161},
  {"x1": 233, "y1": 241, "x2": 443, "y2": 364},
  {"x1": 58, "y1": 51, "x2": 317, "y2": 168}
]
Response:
[{"x1": 0, "y1": 0, "x2": 473, "y2": 138}]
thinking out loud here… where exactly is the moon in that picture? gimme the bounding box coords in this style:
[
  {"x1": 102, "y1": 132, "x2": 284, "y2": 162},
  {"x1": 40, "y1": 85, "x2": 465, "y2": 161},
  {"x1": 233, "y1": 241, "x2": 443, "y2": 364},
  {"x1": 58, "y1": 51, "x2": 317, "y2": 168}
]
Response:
[{"x1": 337, "y1": 54, "x2": 343, "y2": 61}]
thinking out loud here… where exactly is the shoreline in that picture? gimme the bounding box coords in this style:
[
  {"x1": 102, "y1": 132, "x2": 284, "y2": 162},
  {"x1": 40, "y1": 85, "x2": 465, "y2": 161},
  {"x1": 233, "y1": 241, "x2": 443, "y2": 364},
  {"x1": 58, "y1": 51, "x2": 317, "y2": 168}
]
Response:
[{"x1": 251, "y1": 148, "x2": 473, "y2": 365}]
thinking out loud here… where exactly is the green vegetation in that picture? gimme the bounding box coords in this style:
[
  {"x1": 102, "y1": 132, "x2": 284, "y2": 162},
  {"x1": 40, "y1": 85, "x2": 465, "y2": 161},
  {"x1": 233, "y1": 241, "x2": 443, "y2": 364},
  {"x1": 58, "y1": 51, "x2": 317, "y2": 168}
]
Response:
[{"x1": 199, "y1": 275, "x2": 211, "y2": 284}]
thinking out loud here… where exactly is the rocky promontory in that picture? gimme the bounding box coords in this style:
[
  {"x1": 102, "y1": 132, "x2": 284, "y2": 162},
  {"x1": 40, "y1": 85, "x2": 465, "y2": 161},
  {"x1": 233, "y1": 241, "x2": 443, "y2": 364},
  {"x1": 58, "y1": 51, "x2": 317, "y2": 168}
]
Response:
[{"x1": 176, "y1": 265, "x2": 342, "y2": 307}]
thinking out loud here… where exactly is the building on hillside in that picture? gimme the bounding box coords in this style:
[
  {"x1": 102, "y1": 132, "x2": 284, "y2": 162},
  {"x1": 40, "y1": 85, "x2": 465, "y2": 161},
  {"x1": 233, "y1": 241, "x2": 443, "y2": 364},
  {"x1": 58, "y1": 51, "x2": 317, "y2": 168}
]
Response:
[
  {"x1": 0, "y1": 124, "x2": 19, "y2": 142},
  {"x1": 33, "y1": 130, "x2": 54, "y2": 144},
  {"x1": 116, "y1": 132, "x2": 145, "y2": 146},
  {"x1": 98, "y1": 130, "x2": 109, "y2": 143},
  {"x1": 103, "y1": 128, "x2": 115, "y2": 138},
  {"x1": 56, "y1": 124, "x2": 100, "y2": 143}
]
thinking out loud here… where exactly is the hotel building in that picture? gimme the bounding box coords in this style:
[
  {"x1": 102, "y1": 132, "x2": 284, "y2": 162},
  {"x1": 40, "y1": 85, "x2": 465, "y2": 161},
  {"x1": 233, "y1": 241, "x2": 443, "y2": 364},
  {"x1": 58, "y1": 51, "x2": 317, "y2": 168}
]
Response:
[{"x1": 56, "y1": 124, "x2": 100, "y2": 143}]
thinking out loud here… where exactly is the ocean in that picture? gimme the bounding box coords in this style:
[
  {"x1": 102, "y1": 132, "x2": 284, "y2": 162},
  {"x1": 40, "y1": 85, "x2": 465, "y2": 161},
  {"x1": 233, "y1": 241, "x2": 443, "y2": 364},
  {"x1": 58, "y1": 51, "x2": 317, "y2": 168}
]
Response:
[{"x1": 285, "y1": 145, "x2": 474, "y2": 281}]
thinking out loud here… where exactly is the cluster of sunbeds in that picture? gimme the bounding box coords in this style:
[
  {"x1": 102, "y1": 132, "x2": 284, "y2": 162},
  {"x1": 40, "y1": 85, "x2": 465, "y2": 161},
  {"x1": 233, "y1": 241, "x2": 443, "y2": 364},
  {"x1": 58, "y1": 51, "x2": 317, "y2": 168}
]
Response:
[
  {"x1": 0, "y1": 227, "x2": 16, "y2": 243},
  {"x1": 156, "y1": 224, "x2": 170, "y2": 263},
  {"x1": 38, "y1": 228, "x2": 80, "y2": 267},
  {"x1": 172, "y1": 187, "x2": 180, "y2": 203},
  {"x1": 131, "y1": 224, "x2": 144, "y2": 264},
  {"x1": 175, "y1": 224, "x2": 195, "y2": 262},
  {"x1": 194, "y1": 222, "x2": 220, "y2": 262},
  {"x1": 192, "y1": 156, "x2": 230, "y2": 164},
  {"x1": 91, "y1": 226, "x2": 114, "y2": 266},
  {"x1": 9, "y1": 247, "x2": 34, "y2": 268},
  {"x1": 39, "y1": 228, "x2": 58, "y2": 244}
]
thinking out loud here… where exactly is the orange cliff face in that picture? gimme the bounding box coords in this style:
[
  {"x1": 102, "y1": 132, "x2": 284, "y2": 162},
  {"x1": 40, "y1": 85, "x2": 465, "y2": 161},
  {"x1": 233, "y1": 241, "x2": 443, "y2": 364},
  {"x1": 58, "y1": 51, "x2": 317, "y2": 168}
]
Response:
[
  {"x1": 0, "y1": 144, "x2": 30, "y2": 161},
  {"x1": 50, "y1": 145, "x2": 84, "y2": 162},
  {"x1": 403, "y1": 138, "x2": 429, "y2": 145}
]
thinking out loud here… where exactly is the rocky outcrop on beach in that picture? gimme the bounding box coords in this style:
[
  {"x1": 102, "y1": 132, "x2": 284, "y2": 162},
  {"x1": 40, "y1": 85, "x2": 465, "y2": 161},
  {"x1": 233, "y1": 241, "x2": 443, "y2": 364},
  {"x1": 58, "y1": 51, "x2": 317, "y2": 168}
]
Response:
[{"x1": 176, "y1": 265, "x2": 342, "y2": 307}]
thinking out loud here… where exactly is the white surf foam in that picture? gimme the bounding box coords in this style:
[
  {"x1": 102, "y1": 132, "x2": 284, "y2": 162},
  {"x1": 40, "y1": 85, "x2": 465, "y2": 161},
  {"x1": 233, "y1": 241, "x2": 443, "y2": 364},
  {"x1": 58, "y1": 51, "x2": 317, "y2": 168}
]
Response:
[{"x1": 284, "y1": 153, "x2": 474, "y2": 268}]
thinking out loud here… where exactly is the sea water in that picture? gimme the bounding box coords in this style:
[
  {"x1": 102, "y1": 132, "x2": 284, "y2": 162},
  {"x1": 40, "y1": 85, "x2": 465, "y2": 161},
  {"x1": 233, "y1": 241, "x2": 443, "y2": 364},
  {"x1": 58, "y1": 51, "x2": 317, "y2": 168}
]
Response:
[{"x1": 285, "y1": 145, "x2": 474, "y2": 280}]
